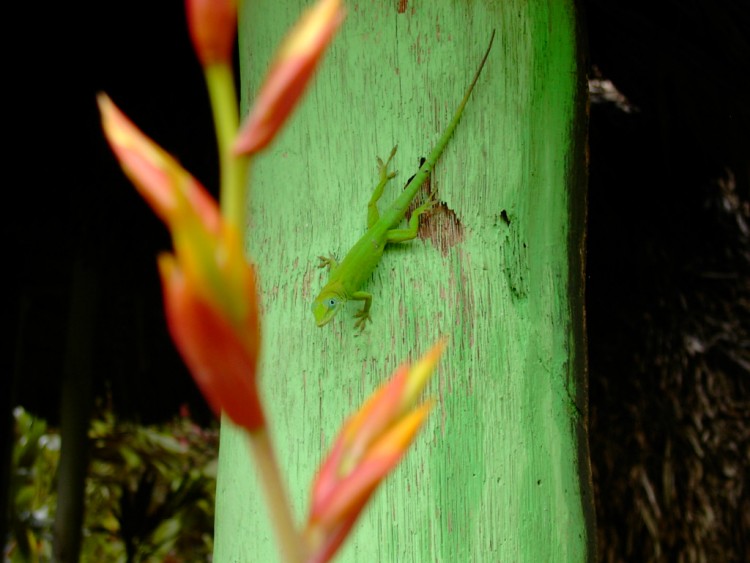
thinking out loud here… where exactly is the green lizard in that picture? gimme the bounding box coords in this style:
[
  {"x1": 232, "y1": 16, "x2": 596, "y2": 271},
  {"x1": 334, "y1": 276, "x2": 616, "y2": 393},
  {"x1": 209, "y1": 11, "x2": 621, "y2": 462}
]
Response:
[{"x1": 313, "y1": 31, "x2": 495, "y2": 330}]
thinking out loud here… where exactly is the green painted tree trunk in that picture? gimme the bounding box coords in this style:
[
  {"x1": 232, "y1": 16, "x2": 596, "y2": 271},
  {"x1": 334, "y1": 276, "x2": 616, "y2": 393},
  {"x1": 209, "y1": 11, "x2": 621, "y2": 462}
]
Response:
[{"x1": 215, "y1": 1, "x2": 592, "y2": 561}]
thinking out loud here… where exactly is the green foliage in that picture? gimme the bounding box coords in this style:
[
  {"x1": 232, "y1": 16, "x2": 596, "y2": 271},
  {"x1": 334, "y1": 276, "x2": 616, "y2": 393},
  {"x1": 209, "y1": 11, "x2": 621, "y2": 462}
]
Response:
[
  {"x1": 9, "y1": 408, "x2": 58, "y2": 562},
  {"x1": 7, "y1": 406, "x2": 218, "y2": 562}
]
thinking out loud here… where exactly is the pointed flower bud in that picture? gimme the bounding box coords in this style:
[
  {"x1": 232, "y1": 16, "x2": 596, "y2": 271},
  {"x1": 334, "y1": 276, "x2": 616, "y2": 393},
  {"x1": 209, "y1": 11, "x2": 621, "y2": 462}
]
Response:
[
  {"x1": 98, "y1": 94, "x2": 264, "y2": 431},
  {"x1": 185, "y1": 0, "x2": 238, "y2": 66},
  {"x1": 305, "y1": 340, "x2": 446, "y2": 563},
  {"x1": 233, "y1": 0, "x2": 345, "y2": 155}
]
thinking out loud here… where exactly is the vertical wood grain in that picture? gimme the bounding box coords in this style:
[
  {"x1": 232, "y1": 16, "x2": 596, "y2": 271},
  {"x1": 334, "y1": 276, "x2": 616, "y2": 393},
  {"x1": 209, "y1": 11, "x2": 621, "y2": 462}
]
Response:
[{"x1": 214, "y1": 1, "x2": 593, "y2": 560}]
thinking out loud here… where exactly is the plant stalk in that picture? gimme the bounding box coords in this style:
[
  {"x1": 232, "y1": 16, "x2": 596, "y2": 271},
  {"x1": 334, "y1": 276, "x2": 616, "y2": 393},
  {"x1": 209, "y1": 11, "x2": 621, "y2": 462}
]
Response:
[{"x1": 247, "y1": 430, "x2": 305, "y2": 563}]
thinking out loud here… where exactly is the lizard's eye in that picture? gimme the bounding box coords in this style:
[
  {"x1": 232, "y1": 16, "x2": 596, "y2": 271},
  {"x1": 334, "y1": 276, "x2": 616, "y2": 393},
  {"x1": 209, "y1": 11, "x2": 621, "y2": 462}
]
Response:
[{"x1": 326, "y1": 298, "x2": 338, "y2": 308}]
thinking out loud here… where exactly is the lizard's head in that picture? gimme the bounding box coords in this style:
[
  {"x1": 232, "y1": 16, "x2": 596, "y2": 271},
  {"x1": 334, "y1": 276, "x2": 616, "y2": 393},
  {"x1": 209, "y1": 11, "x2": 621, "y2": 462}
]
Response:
[{"x1": 312, "y1": 289, "x2": 346, "y2": 327}]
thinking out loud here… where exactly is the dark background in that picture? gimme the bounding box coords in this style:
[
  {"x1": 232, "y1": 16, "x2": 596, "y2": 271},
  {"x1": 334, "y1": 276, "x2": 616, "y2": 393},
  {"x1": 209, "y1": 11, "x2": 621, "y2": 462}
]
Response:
[
  {"x1": 585, "y1": 1, "x2": 749, "y2": 560},
  {"x1": 7, "y1": 1, "x2": 218, "y2": 424},
  {"x1": 5, "y1": 0, "x2": 749, "y2": 561}
]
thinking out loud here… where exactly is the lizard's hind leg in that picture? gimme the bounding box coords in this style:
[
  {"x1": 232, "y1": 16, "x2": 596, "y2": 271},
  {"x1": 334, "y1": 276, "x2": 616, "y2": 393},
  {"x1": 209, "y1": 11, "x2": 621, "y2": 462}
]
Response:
[
  {"x1": 367, "y1": 145, "x2": 398, "y2": 228},
  {"x1": 386, "y1": 193, "x2": 437, "y2": 243}
]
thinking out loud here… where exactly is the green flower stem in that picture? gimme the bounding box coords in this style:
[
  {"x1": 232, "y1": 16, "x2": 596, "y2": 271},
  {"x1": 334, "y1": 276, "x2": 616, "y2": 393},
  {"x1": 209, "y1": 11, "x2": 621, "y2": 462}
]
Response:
[
  {"x1": 204, "y1": 63, "x2": 249, "y2": 230},
  {"x1": 247, "y1": 430, "x2": 304, "y2": 563}
]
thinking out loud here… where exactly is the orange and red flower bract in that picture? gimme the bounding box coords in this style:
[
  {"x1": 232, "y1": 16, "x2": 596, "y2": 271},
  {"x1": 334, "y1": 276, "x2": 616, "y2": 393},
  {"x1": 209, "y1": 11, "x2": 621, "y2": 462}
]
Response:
[
  {"x1": 185, "y1": 0, "x2": 237, "y2": 66},
  {"x1": 305, "y1": 341, "x2": 446, "y2": 563},
  {"x1": 97, "y1": 95, "x2": 220, "y2": 234},
  {"x1": 234, "y1": 0, "x2": 345, "y2": 155},
  {"x1": 159, "y1": 254, "x2": 263, "y2": 430},
  {"x1": 98, "y1": 94, "x2": 264, "y2": 432}
]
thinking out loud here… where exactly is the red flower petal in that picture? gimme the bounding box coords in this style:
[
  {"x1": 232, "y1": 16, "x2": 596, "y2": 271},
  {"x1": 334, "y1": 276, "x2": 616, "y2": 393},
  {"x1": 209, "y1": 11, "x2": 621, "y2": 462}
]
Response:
[
  {"x1": 185, "y1": 0, "x2": 237, "y2": 66},
  {"x1": 159, "y1": 254, "x2": 264, "y2": 431}
]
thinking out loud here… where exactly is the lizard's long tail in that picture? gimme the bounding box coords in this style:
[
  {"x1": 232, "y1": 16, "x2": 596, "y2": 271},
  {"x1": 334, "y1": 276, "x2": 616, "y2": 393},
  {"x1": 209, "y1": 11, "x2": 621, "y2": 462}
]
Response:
[
  {"x1": 420, "y1": 29, "x2": 496, "y2": 173},
  {"x1": 393, "y1": 29, "x2": 495, "y2": 213}
]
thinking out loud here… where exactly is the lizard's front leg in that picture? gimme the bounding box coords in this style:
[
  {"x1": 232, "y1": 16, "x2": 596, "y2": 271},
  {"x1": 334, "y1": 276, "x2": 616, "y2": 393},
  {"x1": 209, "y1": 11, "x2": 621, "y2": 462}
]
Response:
[
  {"x1": 351, "y1": 290, "x2": 373, "y2": 331},
  {"x1": 317, "y1": 255, "x2": 338, "y2": 271}
]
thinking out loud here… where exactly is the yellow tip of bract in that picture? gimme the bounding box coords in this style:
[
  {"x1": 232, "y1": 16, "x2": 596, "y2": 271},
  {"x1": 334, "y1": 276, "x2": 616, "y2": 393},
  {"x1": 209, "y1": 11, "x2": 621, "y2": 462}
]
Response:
[
  {"x1": 97, "y1": 93, "x2": 221, "y2": 235},
  {"x1": 400, "y1": 337, "x2": 447, "y2": 413},
  {"x1": 233, "y1": 0, "x2": 345, "y2": 155},
  {"x1": 97, "y1": 93, "x2": 174, "y2": 224},
  {"x1": 280, "y1": 0, "x2": 345, "y2": 60}
]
